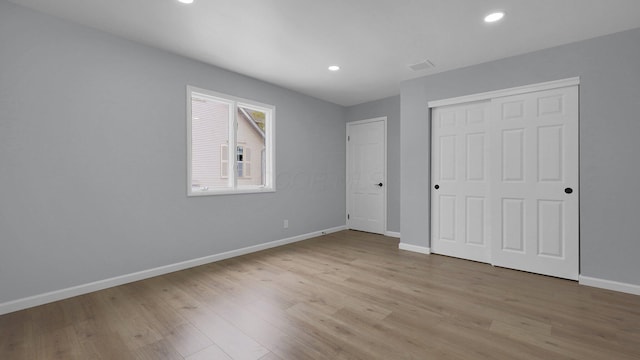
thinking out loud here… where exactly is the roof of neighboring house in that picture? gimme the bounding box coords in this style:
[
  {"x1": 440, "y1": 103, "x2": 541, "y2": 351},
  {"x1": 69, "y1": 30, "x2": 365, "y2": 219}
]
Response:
[{"x1": 238, "y1": 107, "x2": 265, "y2": 138}]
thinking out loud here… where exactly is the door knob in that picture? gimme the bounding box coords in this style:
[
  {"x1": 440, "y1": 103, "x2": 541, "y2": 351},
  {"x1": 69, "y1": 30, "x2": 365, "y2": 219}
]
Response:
[
  {"x1": 434, "y1": 184, "x2": 440, "y2": 189},
  {"x1": 376, "y1": 182, "x2": 383, "y2": 187},
  {"x1": 565, "y1": 187, "x2": 573, "y2": 194}
]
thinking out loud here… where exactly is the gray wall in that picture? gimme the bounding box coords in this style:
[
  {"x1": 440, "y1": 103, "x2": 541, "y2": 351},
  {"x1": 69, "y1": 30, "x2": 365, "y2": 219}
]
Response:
[
  {"x1": 0, "y1": 1, "x2": 346, "y2": 304},
  {"x1": 345, "y1": 96, "x2": 400, "y2": 233},
  {"x1": 400, "y1": 27, "x2": 640, "y2": 285}
]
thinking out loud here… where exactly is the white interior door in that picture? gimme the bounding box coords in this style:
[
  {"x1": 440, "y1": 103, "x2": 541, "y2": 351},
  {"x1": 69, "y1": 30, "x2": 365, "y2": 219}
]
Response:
[
  {"x1": 490, "y1": 86, "x2": 579, "y2": 280},
  {"x1": 431, "y1": 101, "x2": 492, "y2": 263},
  {"x1": 347, "y1": 118, "x2": 386, "y2": 234}
]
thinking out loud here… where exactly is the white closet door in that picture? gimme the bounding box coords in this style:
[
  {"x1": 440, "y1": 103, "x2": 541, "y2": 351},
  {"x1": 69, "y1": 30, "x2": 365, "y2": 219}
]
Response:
[
  {"x1": 490, "y1": 86, "x2": 579, "y2": 280},
  {"x1": 431, "y1": 101, "x2": 491, "y2": 263}
]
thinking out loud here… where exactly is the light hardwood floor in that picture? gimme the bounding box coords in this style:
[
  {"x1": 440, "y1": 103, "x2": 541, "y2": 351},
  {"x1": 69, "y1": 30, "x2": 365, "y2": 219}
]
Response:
[{"x1": 1, "y1": 230, "x2": 639, "y2": 359}]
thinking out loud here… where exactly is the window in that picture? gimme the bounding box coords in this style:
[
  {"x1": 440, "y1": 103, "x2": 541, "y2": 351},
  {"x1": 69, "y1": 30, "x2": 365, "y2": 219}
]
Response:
[
  {"x1": 220, "y1": 144, "x2": 251, "y2": 179},
  {"x1": 187, "y1": 86, "x2": 275, "y2": 195}
]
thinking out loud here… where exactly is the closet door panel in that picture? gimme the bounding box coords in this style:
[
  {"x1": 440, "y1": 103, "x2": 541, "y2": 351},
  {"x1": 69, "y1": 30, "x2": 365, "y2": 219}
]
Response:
[
  {"x1": 432, "y1": 101, "x2": 491, "y2": 263},
  {"x1": 490, "y1": 86, "x2": 579, "y2": 280}
]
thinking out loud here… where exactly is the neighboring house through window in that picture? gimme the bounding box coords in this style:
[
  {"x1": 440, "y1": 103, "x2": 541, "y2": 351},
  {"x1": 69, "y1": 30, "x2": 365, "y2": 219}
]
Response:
[
  {"x1": 188, "y1": 86, "x2": 274, "y2": 195},
  {"x1": 220, "y1": 144, "x2": 251, "y2": 179}
]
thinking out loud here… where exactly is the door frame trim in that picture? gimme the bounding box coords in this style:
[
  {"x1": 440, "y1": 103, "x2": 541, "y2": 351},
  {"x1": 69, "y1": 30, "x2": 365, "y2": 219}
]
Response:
[
  {"x1": 346, "y1": 117, "x2": 388, "y2": 234},
  {"x1": 428, "y1": 77, "x2": 579, "y2": 108}
]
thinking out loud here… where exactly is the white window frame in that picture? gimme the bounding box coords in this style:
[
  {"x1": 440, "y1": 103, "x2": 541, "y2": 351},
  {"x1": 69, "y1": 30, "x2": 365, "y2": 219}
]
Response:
[{"x1": 187, "y1": 85, "x2": 275, "y2": 196}]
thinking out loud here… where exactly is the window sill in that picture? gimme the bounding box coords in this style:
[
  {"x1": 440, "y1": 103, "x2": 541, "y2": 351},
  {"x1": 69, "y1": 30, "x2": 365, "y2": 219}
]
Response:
[{"x1": 187, "y1": 187, "x2": 275, "y2": 197}]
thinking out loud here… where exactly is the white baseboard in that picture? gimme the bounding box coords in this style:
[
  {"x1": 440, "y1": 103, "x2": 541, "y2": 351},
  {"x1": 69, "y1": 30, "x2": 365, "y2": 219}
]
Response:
[
  {"x1": 385, "y1": 231, "x2": 401, "y2": 238},
  {"x1": 0, "y1": 225, "x2": 347, "y2": 316},
  {"x1": 579, "y1": 275, "x2": 640, "y2": 296},
  {"x1": 398, "y1": 242, "x2": 431, "y2": 254}
]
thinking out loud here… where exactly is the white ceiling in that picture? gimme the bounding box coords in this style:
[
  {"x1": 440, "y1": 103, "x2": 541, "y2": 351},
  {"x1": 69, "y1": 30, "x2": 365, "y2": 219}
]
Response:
[{"x1": 9, "y1": 0, "x2": 640, "y2": 106}]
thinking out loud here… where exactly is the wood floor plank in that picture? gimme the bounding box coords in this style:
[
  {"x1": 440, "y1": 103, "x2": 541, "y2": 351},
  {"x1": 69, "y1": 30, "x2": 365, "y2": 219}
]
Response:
[
  {"x1": 92, "y1": 287, "x2": 165, "y2": 350},
  {"x1": 33, "y1": 325, "x2": 83, "y2": 360},
  {"x1": 0, "y1": 310, "x2": 36, "y2": 359},
  {"x1": 134, "y1": 339, "x2": 184, "y2": 360},
  {"x1": 1, "y1": 230, "x2": 639, "y2": 359},
  {"x1": 258, "y1": 352, "x2": 283, "y2": 360},
  {"x1": 166, "y1": 265, "x2": 336, "y2": 360},
  {"x1": 72, "y1": 318, "x2": 137, "y2": 360},
  {"x1": 154, "y1": 279, "x2": 269, "y2": 360},
  {"x1": 185, "y1": 344, "x2": 232, "y2": 360}
]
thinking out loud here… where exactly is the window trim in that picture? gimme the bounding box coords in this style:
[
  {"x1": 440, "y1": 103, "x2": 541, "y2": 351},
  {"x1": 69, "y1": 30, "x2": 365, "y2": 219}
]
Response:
[{"x1": 187, "y1": 85, "x2": 275, "y2": 196}]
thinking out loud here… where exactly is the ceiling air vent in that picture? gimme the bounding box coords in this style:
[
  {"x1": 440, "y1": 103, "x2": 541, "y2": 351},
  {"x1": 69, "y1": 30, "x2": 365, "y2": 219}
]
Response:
[{"x1": 408, "y1": 59, "x2": 435, "y2": 72}]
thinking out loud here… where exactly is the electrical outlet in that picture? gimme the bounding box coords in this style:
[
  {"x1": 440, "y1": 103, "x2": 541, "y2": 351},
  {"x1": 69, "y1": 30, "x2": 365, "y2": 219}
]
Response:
[{"x1": 283, "y1": 219, "x2": 289, "y2": 229}]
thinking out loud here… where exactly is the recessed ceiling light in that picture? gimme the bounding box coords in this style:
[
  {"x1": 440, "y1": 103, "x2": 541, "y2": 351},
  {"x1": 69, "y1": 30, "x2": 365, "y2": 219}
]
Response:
[
  {"x1": 328, "y1": 65, "x2": 340, "y2": 72},
  {"x1": 484, "y1": 11, "x2": 505, "y2": 23},
  {"x1": 178, "y1": 0, "x2": 194, "y2": 4}
]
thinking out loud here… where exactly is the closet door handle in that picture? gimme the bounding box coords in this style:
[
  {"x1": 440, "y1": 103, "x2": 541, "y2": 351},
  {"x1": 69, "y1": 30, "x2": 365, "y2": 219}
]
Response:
[
  {"x1": 565, "y1": 187, "x2": 573, "y2": 194},
  {"x1": 434, "y1": 184, "x2": 440, "y2": 190}
]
